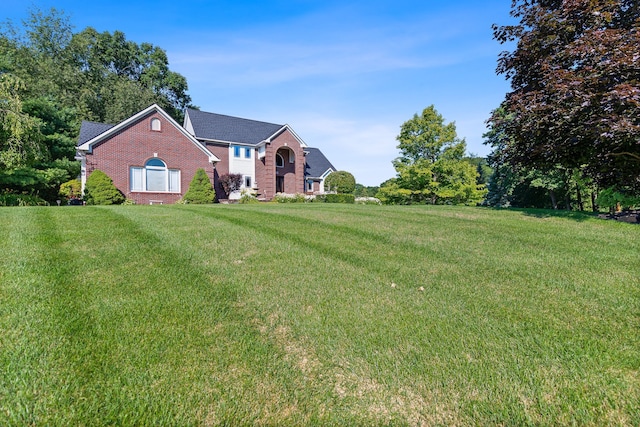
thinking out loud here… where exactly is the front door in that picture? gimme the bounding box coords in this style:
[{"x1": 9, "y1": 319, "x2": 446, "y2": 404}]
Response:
[{"x1": 276, "y1": 176, "x2": 284, "y2": 193}]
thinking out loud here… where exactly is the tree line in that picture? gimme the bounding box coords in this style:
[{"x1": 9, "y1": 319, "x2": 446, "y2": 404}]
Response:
[
  {"x1": 377, "y1": 0, "x2": 639, "y2": 211},
  {"x1": 485, "y1": 0, "x2": 640, "y2": 211}
]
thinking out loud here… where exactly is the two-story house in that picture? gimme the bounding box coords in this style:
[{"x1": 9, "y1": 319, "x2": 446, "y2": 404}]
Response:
[{"x1": 76, "y1": 104, "x2": 335, "y2": 204}]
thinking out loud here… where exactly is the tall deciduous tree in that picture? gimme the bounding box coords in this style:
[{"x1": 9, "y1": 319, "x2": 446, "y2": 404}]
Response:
[
  {"x1": 378, "y1": 106, "x2": 485, "y2": 205},
  {"x1": 68, "y1": 27, "x2": 192, "y2": 122},
  {"x1": 0, "y1": 74, "x2": 43, "y2": 169},
  {"x1": 493, "y1": 0, "x2": 640, "y2": 192},
  {"x1": 1, "y1": 8, "x2": 193, "y2": 124}
]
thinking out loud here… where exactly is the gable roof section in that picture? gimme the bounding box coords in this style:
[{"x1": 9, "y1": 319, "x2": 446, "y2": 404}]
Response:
[
  {"x1": 305, "y1": 147, "x2": 336, "y2": 178},
  {"x1": 78, "y1": 121, "x2": 114, "y2": 145},
  {"x1": 185, "y1": 108, "x2": 307, "y2": 147},
  {"x1": 77, "y1": 104, "x2": 219, "y2": 162}
]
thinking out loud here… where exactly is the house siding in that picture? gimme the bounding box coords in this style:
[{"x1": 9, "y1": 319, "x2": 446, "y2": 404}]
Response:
[{"x1": 85, "y1": 111, "x2": 214, "y2": 205}]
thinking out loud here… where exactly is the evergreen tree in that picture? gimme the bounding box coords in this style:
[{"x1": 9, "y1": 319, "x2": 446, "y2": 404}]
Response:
[
  {"x1": 84, "y1": 169, "x2": 124, "y2": 205},
  {"x1": 183, "y1": 168, "x2": 215, "y2": 204}
]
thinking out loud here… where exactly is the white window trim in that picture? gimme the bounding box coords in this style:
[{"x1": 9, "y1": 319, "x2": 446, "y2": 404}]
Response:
[
  {"x1": 276, "y1": 153, "x2": 284, "y2": 168},
  {"x1": 150, "y1": 118, "x2": 161, "y2": 131},
  {"x1": 130, "y1": 162, "x2": 181, "y2": 193}
]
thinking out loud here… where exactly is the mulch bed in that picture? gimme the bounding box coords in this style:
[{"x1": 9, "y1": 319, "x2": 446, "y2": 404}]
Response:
[{"x1": 598, "y1": 210, "x2": 640, "y2": 224}]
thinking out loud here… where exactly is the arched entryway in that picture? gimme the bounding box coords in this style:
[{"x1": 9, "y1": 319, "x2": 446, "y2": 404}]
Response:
[{"x1": 275, "y1": 147, "x2": 296, "y2": 194}]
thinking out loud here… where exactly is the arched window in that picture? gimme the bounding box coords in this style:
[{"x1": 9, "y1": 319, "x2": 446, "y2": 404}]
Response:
[
  {"x1": 275, "y1": 153, "x2": 284, "y2": 168},
  {"x1": 130, "y1": 158, "x2": 180, "y2": 192},
  {"x1": 151, "y1": 118, "x2": 161, "y2": 131}
]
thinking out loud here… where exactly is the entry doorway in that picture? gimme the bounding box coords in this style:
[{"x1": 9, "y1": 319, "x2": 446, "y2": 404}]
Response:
[{"x1": 276, "y1": 176, "x2": 284, "y2": 193}]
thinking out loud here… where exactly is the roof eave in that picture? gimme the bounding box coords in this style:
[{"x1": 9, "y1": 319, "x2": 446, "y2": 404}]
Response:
[{"x1": 265, "y1": 124, "x2": 308, "y2": 147}]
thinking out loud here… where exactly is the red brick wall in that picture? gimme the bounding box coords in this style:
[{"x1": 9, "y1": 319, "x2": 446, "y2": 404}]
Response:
[
  {"x1": 257, "y1": 129, "x2": 306, "y2": 199},
  {"x1": 85, "y1": 111, "x2": 214, "y2": 205}
]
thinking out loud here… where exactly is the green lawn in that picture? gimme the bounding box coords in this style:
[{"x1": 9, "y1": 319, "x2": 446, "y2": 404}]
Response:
[{"x1": 1, "y1": 204, "x2": 638, "y2": 425}]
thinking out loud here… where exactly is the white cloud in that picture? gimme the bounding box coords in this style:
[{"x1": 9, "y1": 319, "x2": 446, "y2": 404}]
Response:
[{"x1": 168, "y1": 4, "x2": 494, "y2": 87}]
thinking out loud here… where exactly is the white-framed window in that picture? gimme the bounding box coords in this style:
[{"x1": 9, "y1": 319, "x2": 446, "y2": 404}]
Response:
[
  {"x1": 244, "y1": 176, "x2": 252, "y2": 188},
  {"x1": 234, "y1": 146, "x2": 241, "y2": 158},
  {"x1": 130, "y1": 158, "x2": 180, "y2": 192},
  {"x1": 151, "y1": 118, "x2": 161, "y2": 131},
  {"x1": 245, "y1": 147, "x2": 251, "y2": 159},
  {"x1": 306, "y1": 179, "x2": 313, "y2": 192},
  {"x1": 276, "y1": 153, "x2": 284, "y2": 168}
]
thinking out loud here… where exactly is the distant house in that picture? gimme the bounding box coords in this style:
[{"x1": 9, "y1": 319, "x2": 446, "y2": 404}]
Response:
[{"x1": 76, "y1": 104, "x2": 335, "y2": 204}]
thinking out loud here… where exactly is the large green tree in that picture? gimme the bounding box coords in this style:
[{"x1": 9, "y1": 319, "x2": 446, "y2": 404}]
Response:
[
  {"x1": 1, "y1": 7, "x2": 193, "y2": 124},
  {"x1": 377, "y1": 106, "x2": 485, "y2": 205},
  {"x1": 67, "y1": 27, "x2": 191, "y2": 122},
  {"x1": 484, "y1": 106, "x2": 598, "y2": 210},
  {"x1": 493, "y1": 0, "x2": 640, "y2": 192}
]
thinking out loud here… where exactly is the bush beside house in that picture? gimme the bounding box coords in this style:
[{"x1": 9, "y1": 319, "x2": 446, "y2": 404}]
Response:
[
  {"x1": 84, "y1": 170, "x2": 125, "y2": 205},
  {"x1": 182, "y1": 168, "x2": 215, "y2": 204}
]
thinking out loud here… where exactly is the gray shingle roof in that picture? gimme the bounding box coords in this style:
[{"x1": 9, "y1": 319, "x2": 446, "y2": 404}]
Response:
[
  {"x1": 77, "y1": 121, "x2": 114, "y2": 145},
  {"x1": 186, "y1": 108, "x2": 284, "y2": 145},
  {"x1": 305, "y1": 147, "x2": 335, "y2": 178}
]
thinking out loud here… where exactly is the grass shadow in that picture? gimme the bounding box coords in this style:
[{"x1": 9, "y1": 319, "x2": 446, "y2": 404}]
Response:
[{"x1": 482, "y1": 206, "x2": 600, "y2": 222}]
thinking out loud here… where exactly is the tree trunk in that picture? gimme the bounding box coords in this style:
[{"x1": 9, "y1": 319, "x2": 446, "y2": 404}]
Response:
[
  {"x1": 576, "y1": 184, "x2": 584, "y2": 211},
  {"x1": 549, "y1": 189, "x2": 558, "y2": 210},
  {"x1": 591, "y1": 191, "x2": 598, "y2": 212}
]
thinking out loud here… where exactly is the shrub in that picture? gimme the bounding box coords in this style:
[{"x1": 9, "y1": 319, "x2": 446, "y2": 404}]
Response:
[
  {"x1": 324, "y1": 193, "x2": 355, "y2": 204},
  {"x1": 59, "y1": 179, "x2": 82, "y2": 201},
  {"x1": 325, "y1": 171, "x2": 356, "y2": 194},
  {"x1": 355, "y1": 197, "x2": 382, "y2": 205},
  {"x1": 84, "y1": 170, "x2": 125, "y2": 205},
  {"x1": 219, "y1": 173, "x2": 243, "y2": 196},
  {"x1": 183, "y1": 168, "x2": 215, "y2": 204},
  {"x1": 238, "y1": 189, "x2": 259, "y2": 204},
  {"x1": 274, "y1": 193, "x2": 307, "y2": 203},
  {"x1": 596, "y1": 187, "x2": 640, "y2": 212},
  {"x1": 0, "y1": 193, "x2": 49, "y2": 206}
]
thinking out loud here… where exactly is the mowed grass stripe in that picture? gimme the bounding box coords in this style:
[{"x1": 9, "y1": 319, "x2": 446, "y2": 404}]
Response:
[
  {"x1": 0, "y1": 207, "x2": 331, "y2": 425},
  {"x1": 170, "y1": 204, "x2": 639, "y2": 424},
  {"x1": 0, "y1": 208, "x2": 67, "y2": 425},
  {"x1": 1, "y1": 204, "x2": 638, "y2": 425},
  {"x1": 81, "y1": 206, "x2": 342, "y2": 425}
]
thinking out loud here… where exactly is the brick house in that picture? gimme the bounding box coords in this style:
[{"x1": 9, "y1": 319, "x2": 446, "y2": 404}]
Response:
[{"x1": 76, "y1": 104, "x2": 335, "y2": 204}]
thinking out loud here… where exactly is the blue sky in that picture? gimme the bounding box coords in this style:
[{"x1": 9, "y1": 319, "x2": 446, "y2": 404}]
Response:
[{"x1": 4, "y1": 1, "x2": 514, "y2": 186}]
